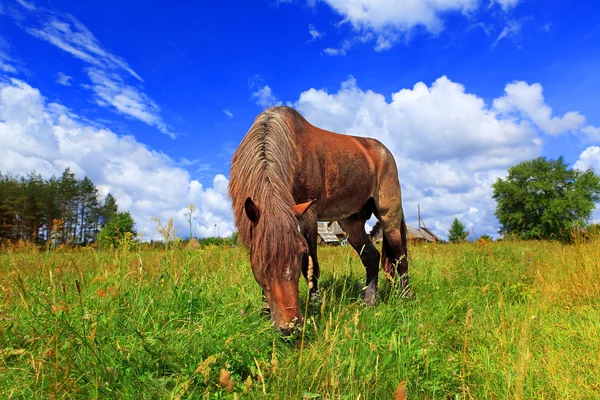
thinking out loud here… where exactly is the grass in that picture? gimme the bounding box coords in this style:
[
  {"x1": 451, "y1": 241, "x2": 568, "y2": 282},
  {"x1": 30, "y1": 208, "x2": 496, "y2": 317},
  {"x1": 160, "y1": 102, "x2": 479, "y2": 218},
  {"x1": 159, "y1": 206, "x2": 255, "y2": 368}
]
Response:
[{"x1": 1, "y1": 238, "x2": 599, "y2": 399}]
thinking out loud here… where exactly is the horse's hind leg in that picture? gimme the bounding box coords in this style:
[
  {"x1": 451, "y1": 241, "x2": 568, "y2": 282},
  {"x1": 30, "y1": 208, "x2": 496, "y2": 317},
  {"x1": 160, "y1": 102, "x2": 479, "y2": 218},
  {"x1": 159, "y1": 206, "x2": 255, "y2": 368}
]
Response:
[
  {"x1": 374, "y1": 167, "x2": 411, "y2": 295},
  {"x1": 338, "y1": 218, "x2": 381, "y2": 305}
]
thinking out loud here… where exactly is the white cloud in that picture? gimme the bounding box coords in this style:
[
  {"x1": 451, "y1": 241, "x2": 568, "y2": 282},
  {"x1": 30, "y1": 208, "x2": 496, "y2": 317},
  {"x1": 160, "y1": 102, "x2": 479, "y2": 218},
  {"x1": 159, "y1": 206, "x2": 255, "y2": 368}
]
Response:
[
  {"x1": 312, "y1": 0, "x2": 479, "y2": 51},
  {"x1": 15, "y1": 0, "x2": 37, "y2": 11},
  {"x1": 575, "y1": 146, "x2": 600, "y2": 224},
  {"x1": 295, "y1": 0, "x2": 524, "y2": 53},
  {"x1": 0, "y1": 37, "x2": 18, "y2": 74},
  {"x1": 56, "y1": 72, "x2": 72, "y2": 86},
  {"x1": 0, "y1": 58, "x2": 16, "y2": 74},
  {"x1": 0, "y1": 78, "x2": 232, "y2": 240},
  {"x1": 308, "y1": 24, "x2": 324, "y2": 41},
  {"x1": 323, "y1": 39, "x2": 352, "y2": 56},
  {"x1": 23, "y1": 13, "x2": 142, "y2": 81},
  {"x1": 575, "y1": 146, "x2": 600, "y2": 174},
  {"x1": 492, "y1": 0, "x2": 521, "y2": 11},
  {"x1": 223, "y1": 108, "x2": 234, "y2": 118},
  {"x1": 319, "y1": 0, "x2": 478, "y2": 33},
  {"x1": 252, "y1": 85, "x2": 282, "y2": 108},
  {"x1": 4, "y1": 1, "x2": 177, "y2": 137},
  {"x1": 86, "y1": 69, "x2": 176, "y2": 138},
  {"x1": 492, "y1": 19, "x2": 523, "y2": 47},
  {"x1": 583, "y1": 126, "x2": 600, "y2": 142},
  {"x1": 493, "y1": 81, "x2": 587, "y2": 135}
]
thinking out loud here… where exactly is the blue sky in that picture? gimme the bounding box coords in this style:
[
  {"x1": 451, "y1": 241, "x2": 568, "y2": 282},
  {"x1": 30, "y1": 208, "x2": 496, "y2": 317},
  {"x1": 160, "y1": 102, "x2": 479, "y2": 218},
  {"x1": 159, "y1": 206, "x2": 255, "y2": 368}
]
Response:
[{"x1": 1, "y1": 0, "x2": 599, "y2": 240}]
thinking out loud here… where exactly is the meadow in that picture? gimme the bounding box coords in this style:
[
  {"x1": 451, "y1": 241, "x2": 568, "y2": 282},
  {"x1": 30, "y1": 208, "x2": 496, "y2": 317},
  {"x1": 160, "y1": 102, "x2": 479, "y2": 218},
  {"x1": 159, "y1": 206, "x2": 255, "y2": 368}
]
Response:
[{"x1": 1, "y1": 237, "x2": 599, "y2": 399}]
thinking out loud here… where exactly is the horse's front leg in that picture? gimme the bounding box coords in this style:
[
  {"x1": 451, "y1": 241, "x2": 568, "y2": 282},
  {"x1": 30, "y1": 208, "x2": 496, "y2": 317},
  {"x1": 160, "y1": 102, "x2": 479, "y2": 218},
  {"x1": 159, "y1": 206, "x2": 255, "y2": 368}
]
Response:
[{"x1": 300, "y1": 215, "x2": 321, "y2": 305}]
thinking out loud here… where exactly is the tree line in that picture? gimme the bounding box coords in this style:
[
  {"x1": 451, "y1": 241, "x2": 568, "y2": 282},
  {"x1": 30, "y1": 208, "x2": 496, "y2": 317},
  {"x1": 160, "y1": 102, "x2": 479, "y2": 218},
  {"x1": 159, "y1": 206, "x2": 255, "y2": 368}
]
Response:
[
  {"x1": 2, "y1": 156, "x2": 599, "y2": 248},
  {"x1": 0, "y1": 168, "x2": 124, "y2": 246}
]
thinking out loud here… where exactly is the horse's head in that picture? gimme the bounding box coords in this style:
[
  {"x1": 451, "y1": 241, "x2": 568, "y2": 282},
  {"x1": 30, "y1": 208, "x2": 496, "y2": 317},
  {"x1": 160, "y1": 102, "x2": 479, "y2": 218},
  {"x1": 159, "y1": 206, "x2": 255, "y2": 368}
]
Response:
[{"x1": 243, "y1": 197, "x2": 316, "y2": 335}]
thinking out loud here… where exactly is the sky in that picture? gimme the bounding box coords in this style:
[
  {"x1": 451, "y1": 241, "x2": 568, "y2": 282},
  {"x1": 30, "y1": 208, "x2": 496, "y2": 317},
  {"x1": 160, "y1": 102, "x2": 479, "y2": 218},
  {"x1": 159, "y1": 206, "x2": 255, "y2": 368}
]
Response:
[{"x1": 1, "y1": 0, "x2": 599, "y2": 241}]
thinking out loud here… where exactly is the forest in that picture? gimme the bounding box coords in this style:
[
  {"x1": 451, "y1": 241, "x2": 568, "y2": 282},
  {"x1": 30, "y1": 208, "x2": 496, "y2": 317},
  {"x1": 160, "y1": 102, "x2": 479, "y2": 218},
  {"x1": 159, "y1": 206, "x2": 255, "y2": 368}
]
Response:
[{"x1": 0, "y1": 168, "x2": 120, "y2": 246}]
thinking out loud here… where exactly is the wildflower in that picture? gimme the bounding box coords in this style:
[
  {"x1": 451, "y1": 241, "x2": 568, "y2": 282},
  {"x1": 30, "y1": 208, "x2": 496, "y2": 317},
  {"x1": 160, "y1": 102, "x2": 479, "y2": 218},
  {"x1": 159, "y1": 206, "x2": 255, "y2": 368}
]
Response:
[{"x1": 219, "y1": 369, "x2": 234, "y2": 392}]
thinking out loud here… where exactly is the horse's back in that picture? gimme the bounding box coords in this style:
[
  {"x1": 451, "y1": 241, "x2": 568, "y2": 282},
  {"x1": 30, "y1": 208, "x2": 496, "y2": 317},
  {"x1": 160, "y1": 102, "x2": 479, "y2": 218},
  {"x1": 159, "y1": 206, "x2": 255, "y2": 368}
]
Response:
[{"x1": 293, "y1": 121, "x2": 395, "y2": 220}]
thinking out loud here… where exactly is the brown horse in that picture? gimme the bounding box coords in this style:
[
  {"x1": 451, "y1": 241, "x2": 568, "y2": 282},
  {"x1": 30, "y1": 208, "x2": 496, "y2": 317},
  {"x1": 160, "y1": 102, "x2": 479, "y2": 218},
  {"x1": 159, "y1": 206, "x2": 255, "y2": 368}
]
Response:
[{"x1": 228, "y1": 106, "x2": 409, "y2": 335}]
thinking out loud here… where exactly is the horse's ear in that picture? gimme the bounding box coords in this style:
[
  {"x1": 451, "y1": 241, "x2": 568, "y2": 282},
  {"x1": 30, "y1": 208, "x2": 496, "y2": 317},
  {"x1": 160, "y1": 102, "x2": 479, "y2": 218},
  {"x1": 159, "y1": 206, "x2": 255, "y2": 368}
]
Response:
[
  {"x1": 244, "y1": 197, "x2": 260, "y2": 223},
  {"x1": 291, "y1": 199, "x2": 317, "y2": 218}
]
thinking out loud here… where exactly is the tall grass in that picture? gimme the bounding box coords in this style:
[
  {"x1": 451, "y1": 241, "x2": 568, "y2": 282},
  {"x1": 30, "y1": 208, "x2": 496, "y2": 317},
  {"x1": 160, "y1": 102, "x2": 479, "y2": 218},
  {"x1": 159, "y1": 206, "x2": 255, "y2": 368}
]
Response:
[{"x1": 1, "y1": 238, "x2": 599, "y2": 398}]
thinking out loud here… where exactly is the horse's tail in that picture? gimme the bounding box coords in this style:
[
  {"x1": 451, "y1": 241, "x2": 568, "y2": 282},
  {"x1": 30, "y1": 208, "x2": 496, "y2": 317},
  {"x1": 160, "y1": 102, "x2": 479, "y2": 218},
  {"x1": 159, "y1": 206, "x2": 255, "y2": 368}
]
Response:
[
  {"x1": 368, "y1": 221, "x2": 382, "y2": 241},
  {"x1": 379, "y1": 213, "x2": 409, "y2": 278},
  {"x1": 400, "y1": 213, "x2": 408, "y2": 257}
]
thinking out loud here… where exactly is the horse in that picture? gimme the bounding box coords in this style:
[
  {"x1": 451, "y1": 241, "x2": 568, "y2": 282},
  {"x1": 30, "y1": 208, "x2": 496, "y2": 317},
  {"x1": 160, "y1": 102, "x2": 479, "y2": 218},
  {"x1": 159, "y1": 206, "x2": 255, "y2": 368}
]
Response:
[{"x1": 228, "y1": 106, "x2": 410, "y2": 335}]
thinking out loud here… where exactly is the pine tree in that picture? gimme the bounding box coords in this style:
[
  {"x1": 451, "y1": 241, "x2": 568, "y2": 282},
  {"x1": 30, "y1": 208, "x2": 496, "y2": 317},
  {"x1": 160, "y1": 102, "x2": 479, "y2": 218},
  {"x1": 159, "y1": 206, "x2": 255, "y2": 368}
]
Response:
[{"x1": 448, "y1": 218, "x2": 468, "y2": 243}]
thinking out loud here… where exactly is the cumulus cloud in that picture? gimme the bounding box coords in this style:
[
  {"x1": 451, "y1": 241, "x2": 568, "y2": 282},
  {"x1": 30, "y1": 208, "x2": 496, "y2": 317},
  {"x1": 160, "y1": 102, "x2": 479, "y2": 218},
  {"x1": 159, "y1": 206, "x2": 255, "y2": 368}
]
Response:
[
  {"x1": 575, "y1": 146, "x2": 600, "y2": 173},
  {"x1": 0, "y1": 78, "x2": 232, "y2": 240},
  {"x1": 4, "y1": 1, "x2": 177, "y2": 137},
  {"x1": 574, "y1": 146, "x2": 600, "y2": 224},
  {"x1": 252, "y1": 85, "x2": 282, "y2": 108},
  {"x1": 493, "y1": 81, "x2": 587, "y2": 135}
]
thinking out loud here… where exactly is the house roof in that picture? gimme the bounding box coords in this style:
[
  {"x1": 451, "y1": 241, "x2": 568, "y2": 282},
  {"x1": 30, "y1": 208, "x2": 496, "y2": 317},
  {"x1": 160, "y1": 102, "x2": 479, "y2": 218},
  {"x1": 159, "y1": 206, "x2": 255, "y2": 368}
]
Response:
[
  {"x1": 370, "y1": 223, "x2": 440, "y2": 243},
  {"x1": 317, "y1": 221, "x2": 345, "y2": 242},
  {"x1": 407, "y1": 225, "x2": 439, "y2": 242}
]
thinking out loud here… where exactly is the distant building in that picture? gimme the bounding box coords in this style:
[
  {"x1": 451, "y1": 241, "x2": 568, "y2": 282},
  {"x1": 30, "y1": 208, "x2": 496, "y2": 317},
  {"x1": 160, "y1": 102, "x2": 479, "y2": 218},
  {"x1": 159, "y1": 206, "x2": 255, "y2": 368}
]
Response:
[
  {"x1": 317, "y1": 221, "x2": 347, "y2": 245},
  {"x1": 367, "y1": 223, "x2": 441, "y2": 245},
  {"x1": 406, "y1": 225, "x2": 441, "y2": 244}
]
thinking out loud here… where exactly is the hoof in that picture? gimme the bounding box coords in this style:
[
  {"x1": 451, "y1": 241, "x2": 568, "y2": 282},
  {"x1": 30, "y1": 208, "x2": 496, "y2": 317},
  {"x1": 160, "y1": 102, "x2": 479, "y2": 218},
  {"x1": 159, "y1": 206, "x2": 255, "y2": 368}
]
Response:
[{"x1": 364, "y1": 289, "x2": 377, "y2": 306}]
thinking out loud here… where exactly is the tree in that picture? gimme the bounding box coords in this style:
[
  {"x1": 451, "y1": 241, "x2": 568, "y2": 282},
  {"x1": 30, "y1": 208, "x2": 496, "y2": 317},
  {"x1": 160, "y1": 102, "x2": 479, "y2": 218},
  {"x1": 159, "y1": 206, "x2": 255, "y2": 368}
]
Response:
[
  {"x1": 492, "y1": 156, "x2": 600, "y2": 241},
  {"x1": 98, "y1": 212, "x2": 136, "y2": 248},
  {"x1": 78, "y1": 177, "x2": 100, "y2": 243},
  {"x1": 99, "y1": 193, "x2": 118, "y2": 227},
  {"x1": 58, "y1": 168, "x2": 78, "y2": 244},
  {"x1": 448, "y1": 218, "x2": 468, "y2": 243}
]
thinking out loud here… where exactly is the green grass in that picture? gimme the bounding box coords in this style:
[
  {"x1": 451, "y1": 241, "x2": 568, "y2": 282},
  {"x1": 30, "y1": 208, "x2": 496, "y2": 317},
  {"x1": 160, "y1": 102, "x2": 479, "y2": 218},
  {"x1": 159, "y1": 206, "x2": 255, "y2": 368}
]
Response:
[{"x1": 1, "y1": 239, "x2": 599, "y2": 399}]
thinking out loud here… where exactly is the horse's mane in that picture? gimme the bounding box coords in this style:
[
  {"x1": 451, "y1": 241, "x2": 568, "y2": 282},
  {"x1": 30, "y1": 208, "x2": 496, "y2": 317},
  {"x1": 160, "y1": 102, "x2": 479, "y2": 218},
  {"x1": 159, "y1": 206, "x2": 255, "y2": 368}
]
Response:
[{"x1": 228, "y1": 106, "x2": 303, "y2": 278}]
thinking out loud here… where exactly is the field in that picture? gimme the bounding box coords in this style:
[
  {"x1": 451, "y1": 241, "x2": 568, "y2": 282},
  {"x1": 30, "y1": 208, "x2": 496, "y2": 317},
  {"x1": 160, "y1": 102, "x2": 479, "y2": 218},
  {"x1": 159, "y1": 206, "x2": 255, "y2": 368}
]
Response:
[{"x1": 1, "y1": 238, "x2": 599, "y2": 399}]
